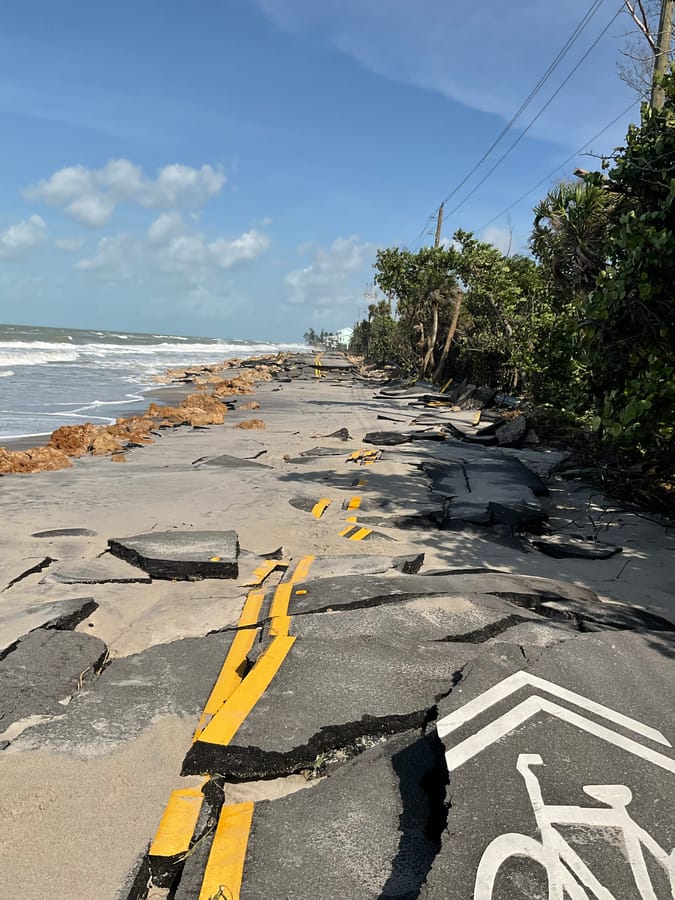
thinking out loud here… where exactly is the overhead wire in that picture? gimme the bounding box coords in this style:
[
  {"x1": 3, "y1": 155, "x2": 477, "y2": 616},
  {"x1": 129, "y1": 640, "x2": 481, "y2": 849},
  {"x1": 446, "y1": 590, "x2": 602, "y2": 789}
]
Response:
[
  {"x1": 444, "y1": 3, "x2": 626, "y2": 220},
  {"x1": 474, "y1": 98, "x2": 639, "y2": 235},
  {"x1": 406, "y1": 0, "x2": 609, "y2": 248},
  {"x1": 437, "y1": 0, "x2": 607, "y2": 210}
]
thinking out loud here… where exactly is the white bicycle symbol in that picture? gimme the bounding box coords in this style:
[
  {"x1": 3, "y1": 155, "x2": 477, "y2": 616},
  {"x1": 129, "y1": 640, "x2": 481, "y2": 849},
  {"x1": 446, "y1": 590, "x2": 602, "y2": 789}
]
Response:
[{"x1": 474, "y1": 753, "x2": 675, "y2": 899}]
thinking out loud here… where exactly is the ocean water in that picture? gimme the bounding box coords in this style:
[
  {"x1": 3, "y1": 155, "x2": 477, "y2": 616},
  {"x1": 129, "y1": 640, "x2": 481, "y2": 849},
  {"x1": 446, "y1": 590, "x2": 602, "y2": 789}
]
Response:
[{"x1": 0, "y1": 322, "x2": 304, "y2": 442}]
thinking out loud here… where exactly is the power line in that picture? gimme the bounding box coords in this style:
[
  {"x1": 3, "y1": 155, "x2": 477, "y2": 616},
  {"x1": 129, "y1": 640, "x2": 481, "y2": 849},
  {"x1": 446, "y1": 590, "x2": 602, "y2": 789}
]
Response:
[
  {"x1": 444, "y1": 4, "x2": 625, "y2": 220},
  {"x1": 474, "y1": 99, "x2": 639, "y2": 235},
  {"x1": 407, "y1": 0, "x2": 607, "y2": 249},
  {"x1": 438, "y1": 0, "x2": 607, "y2": 210}
]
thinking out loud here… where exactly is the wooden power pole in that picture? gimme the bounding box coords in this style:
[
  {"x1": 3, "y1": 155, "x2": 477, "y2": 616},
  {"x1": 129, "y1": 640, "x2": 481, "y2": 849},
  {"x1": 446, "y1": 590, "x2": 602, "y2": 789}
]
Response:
[
  {"x1": 434, "y1": 203, "x2": 444, "y2": 248},
  {"x1": 652, "y1": 0, "x2": 675, "y2": 109}
]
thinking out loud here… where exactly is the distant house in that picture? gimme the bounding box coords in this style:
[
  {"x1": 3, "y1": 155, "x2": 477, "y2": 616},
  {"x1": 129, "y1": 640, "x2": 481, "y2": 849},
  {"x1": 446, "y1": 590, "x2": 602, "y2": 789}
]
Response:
[{"x1": 336, "y1": 327, "x2": 353, "y2": 348}]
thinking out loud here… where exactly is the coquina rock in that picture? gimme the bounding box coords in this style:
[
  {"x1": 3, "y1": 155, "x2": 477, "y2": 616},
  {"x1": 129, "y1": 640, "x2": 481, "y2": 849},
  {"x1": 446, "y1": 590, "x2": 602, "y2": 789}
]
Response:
[{"x1": 0, "y1": 445, "x2": 73, "y2": 474}]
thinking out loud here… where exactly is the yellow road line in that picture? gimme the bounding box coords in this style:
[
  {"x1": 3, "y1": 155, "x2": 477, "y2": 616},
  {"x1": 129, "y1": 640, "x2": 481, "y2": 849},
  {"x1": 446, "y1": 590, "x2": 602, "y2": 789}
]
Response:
[
  {"x1": 268, "y1": 581, "x2": 293, "y2": 619},
  {"x1": 311, "y1": 498, "x2": 332, "y2": 518},
  {"x1": 289, "y1": 555, "x2": 315, "y2": 583},
  {"x1": 339, "y1": 524, "x2": 358, "y2": 538},
  {"x1": 196, "y1": 635, "x2": 295, "y2": 747},
  {"x1": 348, "y1": 527, "x2": 372, "y2": 541},
  {"x1": 345, "y1": 515, "x2": 358, "y2": 523},
  {"x1": 269, "y1": 615, "x2": 292, "y2": 637},
  {"x1": 199, "y1": 801, "x2": 254, "y2": 900},
  {"x1": 149, "y1": 786, "x2": 204, "y2": 861},
  {"x1": 344, "y1": 496, "x2": 361, "y2": 510},
  {"x1": 242, "y1": 559, "x2": 289, "y2": 587},
  {"x1": 193, "y1": 589, "x2": 266, "y2": 739},
  {"x1": 354, "y1": 478, "x2": 368, "y2": 487}
]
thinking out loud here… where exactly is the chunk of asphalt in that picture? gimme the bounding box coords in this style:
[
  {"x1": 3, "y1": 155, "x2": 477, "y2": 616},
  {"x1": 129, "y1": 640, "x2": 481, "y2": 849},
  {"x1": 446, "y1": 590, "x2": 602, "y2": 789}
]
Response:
[
  {"x1": 0, "y1": 629, "x2": 108, "y2": 735},
  {"x1": 298, "y1": 446, "x2": 349, "y2": 457},
  {"x1": 196, "y1": 454, "x2": 271, "y2": 469},
  {"x1": 8, "y1": 631, "x2": 237, "y2": 756},
  {"x1": 31, "y1": 527, "x2": 98, "y2": 538},
  {"x1": 41, "y1": 554, "x2": 152, "y2": 585},
  {"x1": 3, "y1": 556, "x2": 56, "y2": 591},
  {"x1": 494, "y1": 414, "x2": 527, "y2": 446},
  {"x1": 324, "y1": 427, "x2": 351, "y2": 441},
  {"x1": 288, "y1": 497, "x2": 319, "y2": 513},
  {"x1": 0, "y1": 597, "x2": 98, "y2": 659},
  {"x1": 363, "y1": 431, "x2": 411, "y2": 446},
  {"x1": 291, "y1": 554, "x2": 425, "y2": 579},
  {"x1": 268, "y1": 573, "x2": 599, "y2": 618},
  {"x1": 235, "y1": 730, "x2": 445, "y2": 900},
  {"x1": 288, "y1": 595, "x2": 545, "y2": 645},
  {"x1": 183, "y1": 635, "x2": 476, "y2": 778},
  {"x1": 422, "y1": 456, "x2": 548, "y2": 527},
  {"x1": 527, "y1": 534, "x2": 623, "y2": 559},
  {"x1": 426, "y1": 632, "x2": 675, "y2": 899},
  {"x1": 108, "y1": 530, "x2": 239, "y2": 580}
]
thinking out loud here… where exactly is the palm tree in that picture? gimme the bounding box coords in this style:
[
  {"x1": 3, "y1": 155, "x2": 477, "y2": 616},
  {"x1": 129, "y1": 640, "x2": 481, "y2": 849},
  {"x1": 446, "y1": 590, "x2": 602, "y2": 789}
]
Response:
[{"x1": 531, "y1": 181, "x2": 615, "y2": 306}]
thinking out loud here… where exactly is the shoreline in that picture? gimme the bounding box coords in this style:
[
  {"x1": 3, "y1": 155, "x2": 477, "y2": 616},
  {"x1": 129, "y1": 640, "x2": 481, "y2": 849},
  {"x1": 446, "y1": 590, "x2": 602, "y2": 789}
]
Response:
[
  {"x1": 0, "y1": 381, "x2": 198, "y2": 452},
  {"x1": 0, "y1": 354, "x2": 280, "y2": 469}
]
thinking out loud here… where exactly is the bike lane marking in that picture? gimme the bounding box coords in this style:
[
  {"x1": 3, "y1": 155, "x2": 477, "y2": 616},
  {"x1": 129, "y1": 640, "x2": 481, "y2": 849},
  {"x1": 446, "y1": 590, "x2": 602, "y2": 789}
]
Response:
[
  {"x1": 444, "y1": 694, "x2": 675, "y2": 774},
  {"x1": 437, "y1": 671, "x2": 671, "y2": 748}
]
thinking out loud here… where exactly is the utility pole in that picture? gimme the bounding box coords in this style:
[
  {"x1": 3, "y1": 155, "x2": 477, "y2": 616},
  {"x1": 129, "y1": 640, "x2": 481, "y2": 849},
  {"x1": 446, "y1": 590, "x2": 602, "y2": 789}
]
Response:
[
  {"x1": 652, "y1": 0, "x2": 674, "y2": 109},
  {"x1": 434, "y1": 203, "x2": 444, "y2": 248}
]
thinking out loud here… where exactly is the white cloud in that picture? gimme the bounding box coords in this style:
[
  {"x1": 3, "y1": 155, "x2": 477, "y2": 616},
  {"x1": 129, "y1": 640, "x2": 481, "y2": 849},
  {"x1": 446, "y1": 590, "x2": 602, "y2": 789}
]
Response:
[
  {"x1": 75, "y1": 233, "x2": 137, "y2": 281},
  {"x1": 147, "y1": 211, "x2": 188, "y2": 244},
  {"x1": 284, "y1": 235, "x2": 374, "y2": 308},
  {"x1": 76, "y1": 222, "x2": 270, "y2": 284},
  {"x1": 155, "y1": 224, "x2": 270, "y2": 273},
  {"x1": 55, "y1": 237, "x2": 86, "y2": 252},
  {"x1": 25, "y1": 159, "x2": 226, "y2": 228},
  {"x1": 0, "y1": 215, "x2": 47, "y2": 260},
  {"x1": 66, "y1": 193, "x2": 117, "y2": 228}
]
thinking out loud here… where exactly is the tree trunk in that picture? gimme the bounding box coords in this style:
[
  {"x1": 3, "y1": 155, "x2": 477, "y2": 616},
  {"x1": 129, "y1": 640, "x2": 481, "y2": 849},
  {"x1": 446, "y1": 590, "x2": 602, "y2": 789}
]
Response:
[
  {"x1": 422, "y1": 302, "x2": 438, "y2": 374},
  {"x1": 433, "y1": 293, "x2": 462, "y2": 382}
]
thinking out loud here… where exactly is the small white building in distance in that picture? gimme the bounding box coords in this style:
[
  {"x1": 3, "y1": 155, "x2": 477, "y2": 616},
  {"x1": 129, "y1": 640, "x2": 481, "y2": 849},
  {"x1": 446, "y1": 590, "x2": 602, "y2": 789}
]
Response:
[
  {"x1": 336, "y1": 327, "x2": 353, "y2": 347},
  {"x1": 323, "y1": 328, "x2": 353, "y2": 349}
]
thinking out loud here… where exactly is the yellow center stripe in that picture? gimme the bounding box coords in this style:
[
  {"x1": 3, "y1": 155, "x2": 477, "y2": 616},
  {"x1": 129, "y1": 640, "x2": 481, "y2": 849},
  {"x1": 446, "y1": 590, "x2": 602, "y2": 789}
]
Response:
[
  {"x1": 345, "y1": 496, "x2": 361, "y2": 510},
  {"x1": 242, "y1": 559, "x2": 289, "y2": 587},
  {"x1": 339, "y1": 524, "x2": 358, "y2": 537},
  {"x1": 311, "y1": 498, "x2": 332, "y2": 518},
  {"x1": 149, "y1": 786, "x2": 204, "y2": 860},
  {"x1": 269, "y1": 581, "x2": 293, "y2": 619},
  {"x1": 269, "y1": 615, "x2": 292, "y2": 636},
  {"x1": 193, "y1": 588, "x2": 265, "y2": 740},
  {"x1": 348, "y1": 527, "x2": 372, "y2": 541},
  {"x1": 289, "y1": 555, "x2": 315, "y2": 583},
  {"x1": 196, "y1": 635, "x2": 296, "y2": 747},
  {"x1": 199, "y1": 801, "x2": 254, "y2": 900}
]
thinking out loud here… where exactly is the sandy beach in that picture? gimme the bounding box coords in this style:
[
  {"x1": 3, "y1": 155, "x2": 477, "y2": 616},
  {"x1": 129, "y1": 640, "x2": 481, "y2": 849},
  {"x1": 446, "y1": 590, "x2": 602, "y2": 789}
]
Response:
[{"x1": 1, "y1": 352, "x2": 673, "y2": 899}]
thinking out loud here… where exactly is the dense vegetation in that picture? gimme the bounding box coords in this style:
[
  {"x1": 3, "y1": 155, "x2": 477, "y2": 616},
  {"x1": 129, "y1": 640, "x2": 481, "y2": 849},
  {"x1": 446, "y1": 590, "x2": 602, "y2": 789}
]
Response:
[{"x1": 350, "y1": 70, "x2": 675, "y2": 482}]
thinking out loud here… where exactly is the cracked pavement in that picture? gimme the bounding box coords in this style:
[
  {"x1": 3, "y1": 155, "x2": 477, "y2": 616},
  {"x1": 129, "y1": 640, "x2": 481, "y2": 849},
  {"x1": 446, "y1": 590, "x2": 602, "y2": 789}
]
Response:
[{"x1": 1, "y1": 357, "x2": 674, "y2": 899}]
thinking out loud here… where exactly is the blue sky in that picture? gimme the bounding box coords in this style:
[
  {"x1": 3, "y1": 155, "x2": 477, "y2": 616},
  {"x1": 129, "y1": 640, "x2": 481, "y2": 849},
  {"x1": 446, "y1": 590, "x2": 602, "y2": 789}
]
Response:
[{"x1": 0, "y1": 0, "x2": 639, "y2": 341}]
